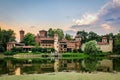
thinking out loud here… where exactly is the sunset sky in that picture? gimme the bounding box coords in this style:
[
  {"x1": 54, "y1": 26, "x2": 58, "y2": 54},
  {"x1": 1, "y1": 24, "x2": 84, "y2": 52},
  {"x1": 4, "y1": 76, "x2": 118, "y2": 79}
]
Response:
[{"x1": 0, "y1": 0, "x2": 120, "y2": 41}]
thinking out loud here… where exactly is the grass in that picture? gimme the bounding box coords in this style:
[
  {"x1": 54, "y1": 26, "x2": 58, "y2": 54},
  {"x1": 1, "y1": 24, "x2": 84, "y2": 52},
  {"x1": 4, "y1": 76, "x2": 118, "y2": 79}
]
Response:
[{"x1": 0, "y1": 72, "x2": 120, "y2": 80}]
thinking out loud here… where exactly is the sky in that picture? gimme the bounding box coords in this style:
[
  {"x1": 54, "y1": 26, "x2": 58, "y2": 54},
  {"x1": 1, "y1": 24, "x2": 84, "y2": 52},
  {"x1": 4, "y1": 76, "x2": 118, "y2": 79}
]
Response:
[{"x1": 0, "y1": 0, "x2": 120, "y2": 41}]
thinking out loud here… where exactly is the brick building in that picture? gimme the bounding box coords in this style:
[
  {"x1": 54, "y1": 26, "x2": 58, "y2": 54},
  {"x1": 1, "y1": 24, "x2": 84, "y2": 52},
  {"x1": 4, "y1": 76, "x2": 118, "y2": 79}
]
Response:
[{"x1": 7, "y1": 30, "x2": 81, "y2": 53}]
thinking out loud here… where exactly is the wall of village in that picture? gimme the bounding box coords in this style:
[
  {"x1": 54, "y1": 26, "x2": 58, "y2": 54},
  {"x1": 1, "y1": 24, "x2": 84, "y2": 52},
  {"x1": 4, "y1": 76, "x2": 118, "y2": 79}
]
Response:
[
  {"x1": 81, "y1": 42, "x2": 112, "y2": 53},
  {"x1": 97, "y1": 44, "x2": 112, "y2": 52}
]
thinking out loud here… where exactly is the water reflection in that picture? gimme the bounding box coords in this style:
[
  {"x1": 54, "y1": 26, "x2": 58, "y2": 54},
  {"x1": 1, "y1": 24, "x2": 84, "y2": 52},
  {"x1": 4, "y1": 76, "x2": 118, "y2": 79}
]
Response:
[{"x1": 0, "y1": 57, "x2": 115, "y2": 75}]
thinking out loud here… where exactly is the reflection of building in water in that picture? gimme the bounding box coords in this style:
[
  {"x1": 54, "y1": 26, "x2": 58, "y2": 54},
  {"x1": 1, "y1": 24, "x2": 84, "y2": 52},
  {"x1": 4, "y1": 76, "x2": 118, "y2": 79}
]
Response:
[
  {"x1": 15, "y1": 67, "x2": 21, "y2": 75},
  {"x1": 0, "y1": 58, "x2": 114, "y2": 75},
  {"x1": 59, "y1": 59, "x2": 82, "y2": 71},
  {"x1": 97, "y1": 59, "x2": 113, "y2": 72},
  {"x1": 54, "y1": 60, "x2": 59, "y2": 72}
]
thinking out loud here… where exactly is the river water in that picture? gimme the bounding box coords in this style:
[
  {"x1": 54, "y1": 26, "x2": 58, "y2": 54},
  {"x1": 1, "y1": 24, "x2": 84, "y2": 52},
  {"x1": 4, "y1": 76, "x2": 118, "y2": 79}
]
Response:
[{"x1": 0, "y1": 56, "x2": 119, "y2": 75}]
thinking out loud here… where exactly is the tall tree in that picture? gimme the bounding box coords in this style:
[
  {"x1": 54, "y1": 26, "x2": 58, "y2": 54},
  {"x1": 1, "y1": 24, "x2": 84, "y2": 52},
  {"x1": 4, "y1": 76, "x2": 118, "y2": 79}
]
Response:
[
  {"x1": 23, "y1": 33, "x2": 36, "y2": 46},
  {"x1": 114, "y1": 32, "x2": 120, "y2": 54},
  {"x1": 47, "y1": 28, "x2": 54, "y2": 37},
  {"x1": 65, "y1": 34, "x2": 72, "y2": 40},
  {"x1": 47, "y1": 28, "x2": 64, "y2": 40},
  {"x1": 88, "y1": 31, "x2": 101, "y2": 42},
  {"x1": 77, "y1": 30, "x2": 88, "y2": 43},
  {"x1": 0, "y1": 28, "x2": 16, "y2": 52}
]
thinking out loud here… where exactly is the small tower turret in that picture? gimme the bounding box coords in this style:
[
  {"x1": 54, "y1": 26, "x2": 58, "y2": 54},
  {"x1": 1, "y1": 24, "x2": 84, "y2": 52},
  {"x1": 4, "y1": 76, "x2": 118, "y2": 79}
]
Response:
[
  {"x1": 102, "y1": 37, "x2": 107, "y2": 43},
  {"x1": 75, "y1": 35, "x2": 81, "y2": 41}
]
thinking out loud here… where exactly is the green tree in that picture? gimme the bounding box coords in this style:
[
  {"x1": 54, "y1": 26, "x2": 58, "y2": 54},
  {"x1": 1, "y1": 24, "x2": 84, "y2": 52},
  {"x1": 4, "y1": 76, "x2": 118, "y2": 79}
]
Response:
[
  {"x1": 47, "y1": 28, "x2": 54, "y2": 37},
  {"x1": 88, "y1": 31, "x2": 101, "y2": 42},
  {"x1": 65, "y1": 34, "x2": 72, "y2": 40},
  {"x1": 114, "y1": 32, "x2": 120, "y2": 54},
  {"x1": 0, "y1": 28, "x2": 16, "y2": 52},
  {"x1": 23, "y1": 33, "x2": 36, "y2": 46},
  {"x1": 77, "y1": 30, "x2": 88, "y2": 43},
  {"x1": 47, "y1": 28, "x2": 64, "y2": 40},
  {"x1": 84, "y1": 40, "x2": 99, "y2": 55},
  {"x1": 83, "y1": 40, "x2": 99, "y2": 72}
]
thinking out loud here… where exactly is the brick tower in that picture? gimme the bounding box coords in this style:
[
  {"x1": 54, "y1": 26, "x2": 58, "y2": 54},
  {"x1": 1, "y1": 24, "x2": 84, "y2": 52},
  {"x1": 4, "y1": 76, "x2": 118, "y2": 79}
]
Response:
[{"x1": 19, "y1": 30, "x2": 25, "y2": 42}]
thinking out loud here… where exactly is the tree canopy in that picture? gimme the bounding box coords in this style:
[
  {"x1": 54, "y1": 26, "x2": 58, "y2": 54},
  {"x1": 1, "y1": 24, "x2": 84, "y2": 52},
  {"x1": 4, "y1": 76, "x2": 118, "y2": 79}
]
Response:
[
  {"x1": 23, "y1": 33, "x2": 36, "y2": 46},
  {"x1": 65, "y1": 34, "x2": 73, "y2": 40},
  {"x1": 84, "y1": 40, "x2": 99, "y2": 55},
  {"x1": 0, "y1": 28, "x2": 16, "y2": 52},
  {"x1": 77, "y1": 30, "x2": 88, "y2": 43},
  {"x1": 114, "y1": 32, "x2": 120, "y2": 54},
  {"x1": 47, "y1": 28, "x2": 64, "y2": 40}
]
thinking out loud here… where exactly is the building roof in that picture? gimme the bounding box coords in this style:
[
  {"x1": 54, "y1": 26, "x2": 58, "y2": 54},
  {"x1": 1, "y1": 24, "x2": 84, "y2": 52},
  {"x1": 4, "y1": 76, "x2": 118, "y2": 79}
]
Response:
[
  {"x1": 97, "y1": 42, "x2": 109, "y2": 45},
  {"x1": 7, "y1": 42, "x2": 25, "y2": 46},
  {"x1": 40, "y1": 37, "x2": 54, "y2": 40},
  {"x1": 75, "y1": 35, "x2": 80, "y2": 38},
  {"x1": 102, "y1": 36, "x2": 107, "y2": 39},
  {"x1": 39, "y1": 30, "x2": 47, "y2": 32},
  {"x1": 19, "y1": 30, "x2": 24, "y2": 32},
  {"x1": 59, "y1": 39, "x2": 68, "y2": 42},
  {"x1": 22, "y1": 46, "x2": 34, "y2": 48}
]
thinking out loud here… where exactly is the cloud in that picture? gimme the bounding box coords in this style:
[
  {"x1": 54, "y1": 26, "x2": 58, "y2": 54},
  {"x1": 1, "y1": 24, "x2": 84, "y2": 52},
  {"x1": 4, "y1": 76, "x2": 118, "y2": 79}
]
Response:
[
  {"x1": 71, "y1": 24, "x2": 90, "y2": 29},
  {"x1": 73, "y1": 13, "x2": 98, "y2": 26},
  {"x1": 101, "y1": 24, "x2": 112, "y2": 30},
  {"x1": 30, "y1": 26, "x2": 36, "y2": 28},
  {"x1": 64, "y1": 30, "x2": 76, "y2": 37},
  {"x1": 71, "y1": 0, "x2": 120, "y2": 34}
]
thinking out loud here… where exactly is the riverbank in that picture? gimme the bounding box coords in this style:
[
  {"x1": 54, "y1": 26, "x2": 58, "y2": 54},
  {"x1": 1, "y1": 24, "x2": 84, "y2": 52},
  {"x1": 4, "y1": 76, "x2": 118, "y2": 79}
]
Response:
[{"x1": 0, "y1": 72, "x2": 119, "y2": 80}]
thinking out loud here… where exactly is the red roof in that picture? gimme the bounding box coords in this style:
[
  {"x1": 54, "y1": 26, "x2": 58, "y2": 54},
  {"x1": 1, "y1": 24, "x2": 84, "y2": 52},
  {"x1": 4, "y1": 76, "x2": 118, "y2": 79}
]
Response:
[
  {"x1": 39, "y1": 30, "x2": 47, "y2": 32},
  {"x1": 102, "y1": 36, "x2": 107, "y2": 39},
  {"x1": 59, "y1": 39, "x2": 68, "y2": 42},
  {"x1": 23, "y1": 46, "x2": 34, "y2": 48},
  {"x1": 97, "y1": 42, "x2": 108, "y2": 45},
  {"x1": 40, "y1": 37, "x2": 54, "y2": 40}
]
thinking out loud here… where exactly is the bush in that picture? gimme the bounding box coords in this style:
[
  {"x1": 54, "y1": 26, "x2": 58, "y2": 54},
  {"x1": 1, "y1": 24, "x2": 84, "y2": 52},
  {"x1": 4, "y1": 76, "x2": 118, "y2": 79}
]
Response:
[
  {"x1": 78, "y1": 49, "x2": 83, "y2": 53},
  {"x1": 73, "y1": 49, "x2": 78, "y2": 53},
  {"x1": 4, "y1": 51, "x2": 16, "y2": 55}
]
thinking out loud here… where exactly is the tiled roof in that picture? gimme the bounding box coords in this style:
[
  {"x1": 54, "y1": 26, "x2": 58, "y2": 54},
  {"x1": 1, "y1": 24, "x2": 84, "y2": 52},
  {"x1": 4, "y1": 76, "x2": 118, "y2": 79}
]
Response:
[
  {"x1": 23, "y1": 46, "x2": 34, "y2": 48},
  {"x1": 102, "y1": 36, "x2": 107, "y2": 39},
  {"x1": 75, "y1": 35, "x2": 80, "y2": 38},
  {"x1": 7, "y1": 42, "x2": 25, "y2": 45},
  {"x1": 40, "y1": 37, "x2": 54, "y2": 40},
  {"x1": 39, "y1": 30, "x2": 47, "y2": 32},
  {"x1": 97, "y1": 42, "x2": 109, "y2": 45},
  {"x1": 59, "y1": 39, "x2": 68, "y2": 42}
]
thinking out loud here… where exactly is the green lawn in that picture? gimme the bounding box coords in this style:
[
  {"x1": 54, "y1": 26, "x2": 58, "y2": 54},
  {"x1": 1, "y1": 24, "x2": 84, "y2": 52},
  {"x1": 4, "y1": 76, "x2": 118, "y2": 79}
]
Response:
[{"x1": 0, "y1": 72, "x2": 120, "y2": 80}]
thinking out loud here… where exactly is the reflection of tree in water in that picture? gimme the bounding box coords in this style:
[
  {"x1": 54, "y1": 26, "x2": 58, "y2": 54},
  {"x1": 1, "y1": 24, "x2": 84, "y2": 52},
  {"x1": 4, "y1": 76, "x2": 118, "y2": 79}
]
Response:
[{"x1": 83, "y1": 57, "x2": 98, "y2": 72}]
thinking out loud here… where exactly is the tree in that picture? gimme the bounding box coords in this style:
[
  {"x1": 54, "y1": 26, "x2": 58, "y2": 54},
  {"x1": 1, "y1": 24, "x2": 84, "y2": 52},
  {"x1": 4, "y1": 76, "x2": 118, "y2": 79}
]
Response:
[
  {"x1": 47, "y1": 28, "x2": 64, "y2": 40},
  {"x1": 88, "y1": 31, "x2": 101, "y2": 42},
  {"x1": 114, "y1": 32, "x2": 120, "y2": 54},
  {"x1": 0, "y1": 28, "x2": 16, "y2": 52},
  {"x1": 23, "y1": 33, "x2": 36, "y2": 46},
  {"x1": 47, "y1": 28, "x2": 54, "y2": 37},
  {"x1": 84, "y1": 40, "x2": 99, "y2": 55},
  {"x1": 77, "y1": 30, "x2": 88, "y2": 43},
  {"x1": 65, "y1": 34, "x2": 72, "y2": 40},
  {"x1": 83, "y1": 40, "x2": 99, "y2": 72},
  {"x1": 55, "y1": 29, "x2": 64, "y2": 40}
]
